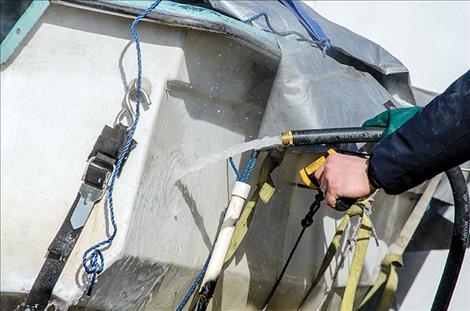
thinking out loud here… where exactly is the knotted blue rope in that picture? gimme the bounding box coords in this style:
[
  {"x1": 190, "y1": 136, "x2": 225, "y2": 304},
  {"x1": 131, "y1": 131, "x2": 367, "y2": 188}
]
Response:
[
  {"x1": 176, "y1": 150, "x2": 260, "y2": 310},
  {"x1": 82, "y1": 0, "x2": 162, "y2": 296}
]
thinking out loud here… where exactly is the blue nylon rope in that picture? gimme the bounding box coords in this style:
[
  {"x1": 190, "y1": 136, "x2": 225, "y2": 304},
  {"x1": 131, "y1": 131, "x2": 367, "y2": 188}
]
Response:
[
  {"x1": 278, "y1": 0, "x2": 331, "y2": 53},
  {"x1": 175, "y1": 254, "x2": 211, "y2": 311},
  {"x1": 176, "y1": 150, "x2": 259, "y2": 310},
  {"x1": 240, "y1": 150, "x2": 260, "y2": 182},
  {"x1": 241, "y1": 12, "x2": 321, "y2": 47},
  {"x1": 82, "y1": 0, "x2": 162, "y2": 296},
  {"x1": 239, "y1": 150, "x2": 255, "y2": 182},
  {"x1": 229, "y1": 157, "x2": 241, "y2": 180},
  {"x1": 229, "y1": 150, "x2": 260, "y2": 183}
]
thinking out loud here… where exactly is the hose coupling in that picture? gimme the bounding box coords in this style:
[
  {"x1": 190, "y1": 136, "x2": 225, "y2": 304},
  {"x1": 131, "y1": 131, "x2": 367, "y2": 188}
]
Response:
[{"x1": 281, "y1": 131, "x2": 294, "y2": 146}]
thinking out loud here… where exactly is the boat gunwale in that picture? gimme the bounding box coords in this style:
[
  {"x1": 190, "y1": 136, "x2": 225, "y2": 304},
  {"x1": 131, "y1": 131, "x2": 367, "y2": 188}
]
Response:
[{"x1": 1, "y1": 0, "x2": 281, "y2": 66}]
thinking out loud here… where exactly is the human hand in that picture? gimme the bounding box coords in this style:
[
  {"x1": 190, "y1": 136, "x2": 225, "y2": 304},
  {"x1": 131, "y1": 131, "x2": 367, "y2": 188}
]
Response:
[{"x1": 313, "y1": 153, "x2": 376, "y2": 208}]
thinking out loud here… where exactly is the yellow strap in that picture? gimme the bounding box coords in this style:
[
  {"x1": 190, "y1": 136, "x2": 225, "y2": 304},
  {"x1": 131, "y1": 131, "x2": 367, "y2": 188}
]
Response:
[
  {"x1": 390, "y1": 174, "x2": 443, "y2": 254},
  {"x1": 259, "y1": 176, "x2": 275, "y2": 204},
  {"x1": 313, "y1": 204, "x2": 365, "y2": 287},
  {"x1": 341, "y1": 207, "x2": 373, "y2": 311},
  {"x1": 224, "y1": 153, "x2": 282, "y2": 264},
  {"x1": 299, "y1": 200, "x2": 371, "y2": 309},
  {"x1": 223, "y1": 187, "x2": 261, "y2": 263},
  {"x1": 378, "y1": 257, "x2": 400, "y2": 311},
  {"x1": 307, "y1": 215, "x2": 350, "y2": 292},
  {"x1": 357, "y1": 254, "x2": 403, "y2": 310}
]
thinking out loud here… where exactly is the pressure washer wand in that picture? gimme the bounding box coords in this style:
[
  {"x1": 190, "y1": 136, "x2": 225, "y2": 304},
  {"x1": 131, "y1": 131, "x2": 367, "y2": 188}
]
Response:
[
  {"x1": 280, "y1": 127, "x2": 384, "y2": 147},
  {"x1": 279, "y1": 126, "x2": 384, "y2": 211}
]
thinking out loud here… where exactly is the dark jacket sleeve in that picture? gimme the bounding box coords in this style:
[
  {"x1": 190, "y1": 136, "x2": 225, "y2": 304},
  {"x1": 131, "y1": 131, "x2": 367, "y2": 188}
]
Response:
[{"x1": 368, "y1": 69, "x2": 470, "y2": 195}]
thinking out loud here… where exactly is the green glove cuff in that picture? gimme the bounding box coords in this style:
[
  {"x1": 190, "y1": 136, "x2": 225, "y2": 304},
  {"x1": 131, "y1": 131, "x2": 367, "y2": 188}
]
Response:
[{"x1": 362, "y1": 107, "x2": 422, "y2": 138}]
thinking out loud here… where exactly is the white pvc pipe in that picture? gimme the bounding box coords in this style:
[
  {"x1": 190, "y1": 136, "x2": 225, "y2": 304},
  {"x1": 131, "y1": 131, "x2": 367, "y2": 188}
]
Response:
[{"x1": 201, "y1": 181, "x2": 251, "y2": 286}]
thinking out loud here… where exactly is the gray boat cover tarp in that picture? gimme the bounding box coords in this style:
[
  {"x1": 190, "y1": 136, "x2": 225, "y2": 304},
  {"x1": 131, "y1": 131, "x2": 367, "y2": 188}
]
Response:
[{"x1": 207, "y1": 0, "x2": 415, "y2": 137}]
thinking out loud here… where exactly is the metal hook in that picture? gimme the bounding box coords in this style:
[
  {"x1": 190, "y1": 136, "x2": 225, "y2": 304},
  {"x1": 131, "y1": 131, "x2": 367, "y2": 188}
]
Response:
[
  {"x1": 114, "y1": 91, "x2": 136, "y2": 128},
  {"x1": 114, "y1": 79, "x2": 152, "y2": 128}
]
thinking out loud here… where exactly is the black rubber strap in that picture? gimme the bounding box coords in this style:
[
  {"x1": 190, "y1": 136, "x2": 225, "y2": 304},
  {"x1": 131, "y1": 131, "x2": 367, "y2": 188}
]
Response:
[
  {"x1": 88, "y1": 124, "x2": 128, "y2": 160},
  {"x1": 24, "y1": 194, "x2": 82, "y2": 310},
  {"x1": 22, "y1": 124, "x2": 135, "y2": 311}
]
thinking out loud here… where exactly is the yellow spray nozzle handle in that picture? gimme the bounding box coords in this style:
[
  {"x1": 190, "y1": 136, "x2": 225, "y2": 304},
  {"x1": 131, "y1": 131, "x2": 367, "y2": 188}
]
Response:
[
  {"x1": 299, "y1": 149, "x2": 336, "y2": 189},
  {"x1": 299, "y1": 149, "x2": 355, "y2": 211}
]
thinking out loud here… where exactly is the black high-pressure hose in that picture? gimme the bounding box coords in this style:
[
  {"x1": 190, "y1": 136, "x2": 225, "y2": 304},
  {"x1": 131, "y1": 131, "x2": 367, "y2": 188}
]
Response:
[
  {"x1": 280, "y1": 127, "x2": 385, "y2": 146},
  {"x1": 432, "y1": 167, "x2": 469, "y2": 311},
  {"x1": 280, "y1": 127, "x2": 469, "y2": 310}
]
